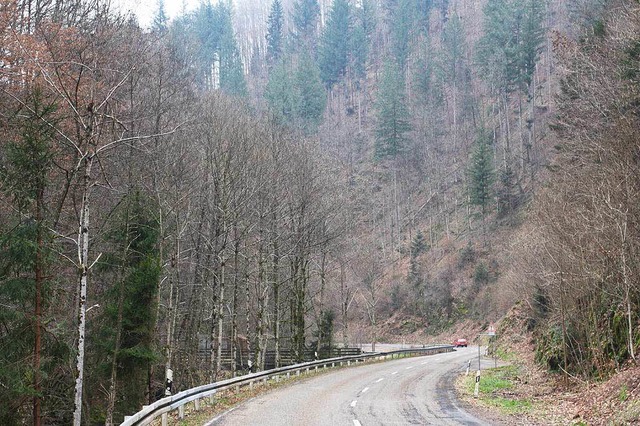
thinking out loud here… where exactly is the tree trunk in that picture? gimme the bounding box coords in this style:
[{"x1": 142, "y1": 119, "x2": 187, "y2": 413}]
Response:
[
  {"x1": 33, "y1": 186, "x2": 43, "y2": 426},
  {"x1": 73, "y1": 153, "x2": 94, "y2": 426}
]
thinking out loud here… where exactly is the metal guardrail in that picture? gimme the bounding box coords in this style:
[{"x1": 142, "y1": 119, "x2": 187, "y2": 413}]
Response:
[{"x1": 121, "y1": 344, "x2": 454, "y2": 426}]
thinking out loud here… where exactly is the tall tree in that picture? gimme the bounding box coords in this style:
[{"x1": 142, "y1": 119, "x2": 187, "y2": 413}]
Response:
[
  {"x1": 374, "y1": 60, "x2": 412, "y2": 159},
  {"x1": 292, "y1": 0, "x2": 321, "y2": 50},
  {"x1": 468, "y1": 132, "x2": 495, "y2": 218},
  {"x1": 318, "y1": 0, "x2": 351, "y2": 88},
  {"x1": 266, "y1": 0, "x2": 285, "y2": 65},
  {"x1": 296, "y1": 52, "x2": 327, "y2": 127}
]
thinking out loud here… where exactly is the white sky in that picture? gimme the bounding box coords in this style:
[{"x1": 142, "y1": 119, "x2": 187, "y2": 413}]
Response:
[{"x1": 113, "y1": 0, "x2": 201, "y2": 28}]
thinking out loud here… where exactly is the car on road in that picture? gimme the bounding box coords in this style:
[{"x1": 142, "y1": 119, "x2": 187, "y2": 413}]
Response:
[{"x1": 453, "y1": 338, "x2": 468, "y2": 347}]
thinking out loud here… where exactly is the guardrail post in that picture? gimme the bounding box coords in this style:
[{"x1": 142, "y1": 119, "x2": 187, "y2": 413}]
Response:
[
  {"x1": 287, "y1": 372, "x2": 290, "y2": 378},
  {"x1": 315, "y1": 365, "x2": 318, "y2": 371},
  {"x1": 250, "y1": 381, "x2": 253, "y2": 390},
  {"x1": 296, "y1": 370, "x2": 300, "y2": 376},
  {"x1": 332, "y1": 362, "x2": 335, "y2": 367},
  {"x1": 347, "y1": 360, "x2": 351, "y2": 366},
  {"x1": 275, "y1": 375, "x2": 280, "y2": 383},
  {"x1": 178, "y1": 405, "x2": 185, "y2": 419},
  {"x1": 162, "y1": 412, "x2": 168, "y2": 426}
]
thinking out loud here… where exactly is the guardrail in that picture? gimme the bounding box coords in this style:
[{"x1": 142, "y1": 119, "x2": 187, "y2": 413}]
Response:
[{"x1": 121, "y1": 344, "x2": 454, "y2": 426}]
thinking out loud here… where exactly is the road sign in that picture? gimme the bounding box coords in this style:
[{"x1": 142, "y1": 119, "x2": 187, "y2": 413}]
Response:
[{"x1": 487, "y1": 324, "x2": 496, "y2": 336}]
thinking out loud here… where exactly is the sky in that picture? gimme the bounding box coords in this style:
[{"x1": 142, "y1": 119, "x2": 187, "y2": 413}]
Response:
[{"x1": 113, "y1": 0, "x2": 200, "y2": 28}]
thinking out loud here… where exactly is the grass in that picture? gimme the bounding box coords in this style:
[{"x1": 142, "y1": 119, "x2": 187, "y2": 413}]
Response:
[{"x1": 461, "y1": 365, "x2": 533, "y2": 415}]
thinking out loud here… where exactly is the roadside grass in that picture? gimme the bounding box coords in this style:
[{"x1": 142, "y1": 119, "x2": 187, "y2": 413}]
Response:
[{"x1": 461, "y1": 365, "x2": 533, "y2": 415}]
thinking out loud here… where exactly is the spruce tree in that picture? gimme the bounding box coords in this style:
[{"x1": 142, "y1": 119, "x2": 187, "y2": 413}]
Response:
[
  {"x1": 218, "y1": 3, "x2": 247, "y2": 97},
  {"x1": 152, "y1": 0, "x2": 168, "y2": 34},
  {"x1": 266, "y1": 59, "x2": 296, "y2": 123},
  {"x1": 266, "y1": 0, "x2": 285, "y2": 65},
  {"x1": 318, "y1": 0, "x2": 351, "y2": 88},
  {"x1": 374, "y1": 60, "x2": 412, "y2": 159},
  {"x1": 296, "y1": 52, "x2": 326, "y2": 127},
  {"x1": 0, "y1": 92, "x2": 66, "y2": 425},
  {"x1": 468, "y1": 132, "x2": 495, "y2": 217},
  {"x1": 292, "y1": 0, "x2": 321, "y2": 50}
]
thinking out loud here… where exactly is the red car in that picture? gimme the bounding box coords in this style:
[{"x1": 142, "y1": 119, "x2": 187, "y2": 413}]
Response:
[{"x1": 453, "y1": 338, "x2": 468, "y2": 347}]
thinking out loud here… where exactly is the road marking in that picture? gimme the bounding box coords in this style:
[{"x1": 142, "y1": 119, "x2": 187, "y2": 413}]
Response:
[
  {"x1": 391, "y1": 371, "x2": 398, "y2": 375},
  {"x1": 353, "y1": 420, "x2": 362, "y2": 426},
  {"x1": 361, "y1": 387, "x2": 369, "y2": 394},
  {"x1": 351, "y1": 400, "x2": 357, "y2": 407},
  {"x1": 376, "y1": 378, "x2": 384, "y2": 383},
  {"x1": 204, "y1": 406, "x2": 239, "y2": 425},
  {"x1": 406, "y1": 366, "x2": 414, "y2": 369}
]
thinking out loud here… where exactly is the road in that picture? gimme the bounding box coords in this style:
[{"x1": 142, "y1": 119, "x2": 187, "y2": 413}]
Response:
[{"x1": 205, "y1": 347, "x2": 498, "y2": 426}]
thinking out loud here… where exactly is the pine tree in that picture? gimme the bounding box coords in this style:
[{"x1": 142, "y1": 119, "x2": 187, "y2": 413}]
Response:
[
  {"x1": 468, "y1": 132, "x2": 495, "y2": 217},
  {"x1": 375, "y1": 60, "x2": 412, "y2": 159},
  {"x1": 266, "y1": 0, "x2": 285, "y2": 65},
  {"x1": 318, "y1": 0, "x2": 351, "y2": 88},
  {"x1": 350, "y1": 0, "x2": 375, "y2": 82},
  {"x1": 296, "y1": 52, "x2": 326, "y2": 127}
]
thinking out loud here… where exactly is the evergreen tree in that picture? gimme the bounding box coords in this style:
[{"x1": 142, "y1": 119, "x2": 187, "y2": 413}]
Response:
[
  {"x1": 266, "y1": 59, "x2": 296, "y2": 123},
  {"x1": 410, "y1": 230, "x2": 427, "y2": 257},
  {"x1": 468, "y1": 132, "x2": 495, "y2": 217},
  {"x1": 318, "y1": 0, "x2": 351, "y2": 88},
  {"x1": 266, "y1": 0, "x2": 285, "y2": 65},
  {"x1": 476, "y1": 0, "x2": 545, "y2": 94},
  {"x1": 374, "y1": 60, "x2": 412, "y2": 159},
  {"x1": 296, "y1": 52, "x2": 326, "y2": 127},
  {"x1": 350, "y1": 0, "x2": 375, "y2": 82},
  {"x1": 218, "y1": 3, "x2": 247, "y2": 97},
  {"x1": 387, "y1": 0, "x2": 416, "y2": 71},
  {"x1": 0, "y1": 92, "x2": 69, "y2": 425},
  {"x1": 292, "y1": 0, "x2": 321, "y2": 50},
  {"x1": 152, "y1": 0, "x2": 168, "y2": 34},
  {"x1": 97, "y1": 190, "x2": 161, "y2": 421}
]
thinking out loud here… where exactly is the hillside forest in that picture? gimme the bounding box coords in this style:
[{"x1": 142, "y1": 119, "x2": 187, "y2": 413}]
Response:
[{"x1": 0, "y1": 0, "x2": 639, "y2": 424}]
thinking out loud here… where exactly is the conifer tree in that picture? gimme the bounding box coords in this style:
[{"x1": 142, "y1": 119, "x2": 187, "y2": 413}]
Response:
[
  {"x1": 266, "y1": 59, "x2": 296, "y2": 123},
  {"x1": 293, "y1": 0, "x2": 321, "y2": 50},
  {"x1": 468, "y1": 132, "x2": 495, "y2": 217},
  {"x1": 0, "y1": 92, "x2": 64, "y2": 425},
  {"x1": 319, "y1": 0, "x2": 351, "y2": 88},
  {"x1": 152, "y1": 0, "x2": 168, "y2": 34},
  {"x1": 296, "y1": 52, "x2": 326, "y2": 127},
  {"x1": 218, "y1": 3, "x2": 247, "y2": 97},
  {"x1": 375, "y1": 60, "x2": 412, "y2": 159},
  {"x1": 266, "y1": 0, "x2": 285, "y2": 65}
]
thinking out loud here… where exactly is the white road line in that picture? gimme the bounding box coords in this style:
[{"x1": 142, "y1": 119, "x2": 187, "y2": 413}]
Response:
[
  {"x1": 353, "y1": 420, "x2": 362, "y2": 426},
  {"x1": 391, "y1": 371, "x2": 398, "y2": 375},
  {"x1": 376, "y1": 378, "x2": 384, "y2": 383},
  {"x1": 406, "y1": 366, "x2": 414, "y2": 369},
  {"x1": 361, "y1": 387, "x2": 369, "y2": 394},
  {"x1": 351, "y1": 400, "x2": 357, "y2": 407}
]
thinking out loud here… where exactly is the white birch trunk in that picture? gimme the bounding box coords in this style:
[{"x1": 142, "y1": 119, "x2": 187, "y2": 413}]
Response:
[{"x1": 73, "y1": 154, "x2": 94, "y2": 426}]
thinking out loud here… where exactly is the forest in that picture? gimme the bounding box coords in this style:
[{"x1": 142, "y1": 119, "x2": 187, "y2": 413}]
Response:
[{"x1": 0, "y1": 0, "x2": 638, "y2": 424}]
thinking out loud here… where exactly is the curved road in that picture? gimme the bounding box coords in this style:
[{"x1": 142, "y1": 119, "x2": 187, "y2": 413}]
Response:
[{"x1": 206, "y1": 347, "x2": 498, "y2": 426}]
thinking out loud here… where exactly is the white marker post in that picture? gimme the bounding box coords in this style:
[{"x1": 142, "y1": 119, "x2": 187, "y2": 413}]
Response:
[
  {"x1": 466, "y1": 359, "x2": 471, "y2": 376},
  {"x1": 474, "y1": 370, "x2": 480, "y2": 398}
]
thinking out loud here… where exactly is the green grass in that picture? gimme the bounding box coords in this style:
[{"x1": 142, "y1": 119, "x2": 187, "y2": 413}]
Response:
[{"x1": 462, "y1": 365, "x2": 532, "y2": 415}]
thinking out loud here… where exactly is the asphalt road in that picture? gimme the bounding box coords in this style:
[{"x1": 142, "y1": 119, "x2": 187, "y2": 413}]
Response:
[{"x1": 205, "y1": 347, "x2": 497, "y2": 426}]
